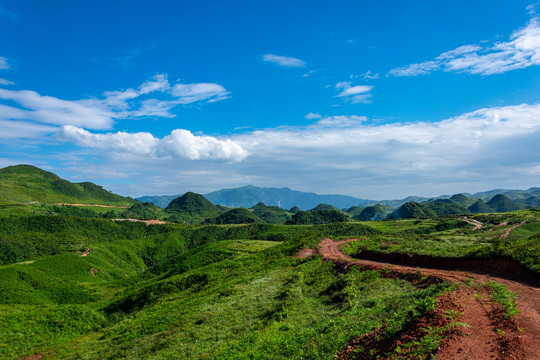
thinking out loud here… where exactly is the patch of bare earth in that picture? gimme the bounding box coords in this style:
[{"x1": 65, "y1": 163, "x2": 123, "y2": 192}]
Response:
[
  {"x1": 296, "y1": 238, "x2": 540, "y2": 359},
  {"x1": 111, "y1": 218, "x2": 167, "y2": 225}
]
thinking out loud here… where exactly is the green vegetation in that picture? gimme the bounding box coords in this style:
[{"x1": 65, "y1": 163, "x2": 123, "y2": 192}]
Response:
[
  {"x1": 251, "y1": 202, "x2": 292, "y2": 224},
  {"x1": 354, "y1": 204, "x2": 390, "y2": 221},
  {"x1": 286, "y1": 209, "x2": 351, "y2": 225},
  {"x1": 205, "y1": 208, "x2": 263, "y2": 224},
  {"x1": 2, "y1": 165, "x2": 540, "y2": 359},
  {"x1": 165, "y1": 192, "x2": 223, "y2": 224},
  {"x1": 486, "y1": 281, "x2": 519, "y2": 319},
  {"x1": 0, "y1": 165, "x2": 136, "y2": 206},
  {"x1": 486, "y1": 194, "x2": 526, "y2": 212}
]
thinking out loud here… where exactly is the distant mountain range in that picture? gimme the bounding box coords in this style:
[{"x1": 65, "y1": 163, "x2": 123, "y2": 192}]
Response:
[
  {"x1": 138, "y1": 185, "x2": 371, "y2": 210},
  {"x1": 138, "y1": 185, "x2": 540, "y2": 211}
]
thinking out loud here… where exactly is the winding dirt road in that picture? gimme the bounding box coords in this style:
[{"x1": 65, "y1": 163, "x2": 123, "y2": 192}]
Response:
[{"x1": 315, "y1": 238, "x2": 540, "y2": 359}]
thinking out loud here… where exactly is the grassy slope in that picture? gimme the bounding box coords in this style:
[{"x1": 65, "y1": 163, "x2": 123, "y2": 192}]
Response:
[
  {"x1": 0, "y1": 165, "x2": 136, "y2": 206},
  {"x1": 1, "y1": 211, "x2": 539, "y2": 359}
]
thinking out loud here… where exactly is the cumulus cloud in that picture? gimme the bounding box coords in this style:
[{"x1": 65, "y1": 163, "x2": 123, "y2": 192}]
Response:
[
  {"x1": 263, "y1": 54, "x2": 306, "y2": 68},
  {"x1": 389, "y1": 17, "x2": 540, "y2": 76},
  {"x1": 335, "y1": 82, "x2": 373, "y2": 103},
  {"x1": 0, "y1": 74, "x2": 230, "y2": 132},
  {"x1": 59, "y1": 125, "x2": 249, "y2": 162}
]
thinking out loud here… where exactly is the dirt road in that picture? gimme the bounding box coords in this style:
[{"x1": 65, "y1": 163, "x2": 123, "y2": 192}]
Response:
[{"x1": 315, "y1": 238, "x2": 540, "y2": 359}]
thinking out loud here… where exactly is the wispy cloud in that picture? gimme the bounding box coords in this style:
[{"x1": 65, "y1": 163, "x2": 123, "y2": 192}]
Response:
[
  {"x1": 59, "y1": 126, "x2": 249, "y2": 162},
  {"x1": 390, "y1": 16, "x2": 540, "y2": 76},
  {"x1": 0, "y1": 74, "x2": 230, "y2": 131},
  {"x1": 335, "y1": 82, "x2": 373, "y2": 104},
  {"x1": 0, "y1": 6, "x2": 19, "y2": 22},
  {"x1": 0, "y1": 79, "x2": 14, "y2": 85},
  {"x1": 0, "y1": 57, "x2": 9, "y2": 70},
  {"x1": 305, "y1": 112, "x2": 322, "y2": 119},
  {"x1": 263, "y1": 54, "x2": 306, "y2": 68}
]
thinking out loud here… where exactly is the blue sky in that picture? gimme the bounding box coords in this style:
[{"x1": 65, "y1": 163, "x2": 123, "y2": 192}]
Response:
[{"x1": 1, "y1": 0, "x2": 540, "y2": 200}]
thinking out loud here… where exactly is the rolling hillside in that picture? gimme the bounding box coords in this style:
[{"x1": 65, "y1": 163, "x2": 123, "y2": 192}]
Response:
[{"x1": 0, "y1": 165, "x2": 136, "y2": 206}]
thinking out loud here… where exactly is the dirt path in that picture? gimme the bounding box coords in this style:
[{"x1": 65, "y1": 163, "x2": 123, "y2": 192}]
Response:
[
  {"x1": 111, "y1": 218, "x2": 167, "y2": 225},
  {"x1": 54, "y1": 203, "x2": 129, "y2": 208},
  {"x1": 500, "y1": 221, "x2": 528, "y2": 238},
  {"x1": 314, "y1": 238, "x2": 540, "y2": 359},
  {"x1": 461, "y1": 217, "x2": 484, "y2": 230}
]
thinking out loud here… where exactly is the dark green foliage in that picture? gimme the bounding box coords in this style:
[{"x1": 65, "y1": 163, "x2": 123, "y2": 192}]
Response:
[
  {"x1": 105, "y1": 273, "x2": 208, "y2": 314},
  {"x1": 205, "y1": 208, "x2": 263, "y2": 224},
  {"x1": 345, "y1": 206, "x2": 365, "y2": 217},
  {"x1": 486, "y1": 194, "x2": 526, "y2": 212},
  {"x1": 251, "y1": 202, "x2": 292, "y2": 224},
  {"x1": 286, "y1": 209, "x2": 351, "y2": 224},
  {"x1": 449, "y1": 194, "x2": 476, "y2": 207},
  {"x1": 165, "y1": 192, "x2": 222, "y2": 222},
  {"x1": 354, "y1": 204, "x2": 389, "y2": 221},
  {"x1": 311, "y1": 203, "x2": 340, "y2": 211},
  {"x1": 468, "y1": 199, "x2": 495, "y2": 213},
  {"x1": 289, "y1": 206, "x2": 301, "y2": 214},
  {"x1": 312, "y1": 222, "x2": 382, "y2": 237},
  {"x1": 389, "y1": 202, "x2": 437, "y2": 219},
  {"x1": 424, "y1": 199, "x2": 471, "y2": 216},
  {"x1": 122, "y1": 202, "x2": 163, "y2": 219}
]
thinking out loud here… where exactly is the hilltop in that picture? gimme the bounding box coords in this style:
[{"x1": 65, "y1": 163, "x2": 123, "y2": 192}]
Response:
[{"x1": 0, "y1": 165, "x2": 136, "y2": 206}]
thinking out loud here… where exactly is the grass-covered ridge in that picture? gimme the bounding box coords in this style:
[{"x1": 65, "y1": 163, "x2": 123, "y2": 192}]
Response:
[{"x1": 0, "y1": 165, "x2": 136, "y2": 206}]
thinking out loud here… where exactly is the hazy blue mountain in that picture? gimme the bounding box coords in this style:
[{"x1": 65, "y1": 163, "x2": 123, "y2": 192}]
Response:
[
  {"x1": 203, "y1": 185, "x2": 369, "y2": 210},
  {"x1": 138, "y1": 185, "x2": 540, "y2": 212},
  {"x1": 137, "y1": 195, "x2": 180, "y2": 208}
]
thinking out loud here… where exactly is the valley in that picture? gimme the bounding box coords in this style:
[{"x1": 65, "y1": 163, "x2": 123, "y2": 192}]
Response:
[{"x1": 0, "y1": 165, "x2": 538, "y2": 359}]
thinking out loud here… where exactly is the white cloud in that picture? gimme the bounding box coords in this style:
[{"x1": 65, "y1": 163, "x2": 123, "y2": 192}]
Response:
[
  {"x1": 389, "y1": 17, "x2": 540, "y2": 76},
  {"x1": 0, "y1": 79, "x2": 14, "y2": 85},
  {"x1": 0, "y1": 57, "x2": 9, "y2": 70},
  {"x1": 59, "y1": 125, "x2": 249, "y2": 162},
  {"x1": 37, "y1": 103, "x2": 540, "y2": 199},
  {"x1": 305, "y1": 112, "x2": 322, "y2": 119},
  {"x1": 0, "y1": 120, "x2": 57, "y2": 138},
  {"x1": 389, "y1": 61, "x2": 440, "y2": 77},
  {"x1": 263, "y1": 54, "x2": 306, "y2": 68},
  {"x1": 0, "y1": 74, "x2": 230, "y2": 132},
  {"x1": 0, "y1": 89, "x2": 115, "y2": 129},
  {"x1": 171, "y1": 82, "x2": 230, "y2": 103},
  {"x1": 335, "y1": 82, "x2": 374, "y2": 104},
  {"x1": 313, "y1": 115, "x2": 367, "y2": 128}
]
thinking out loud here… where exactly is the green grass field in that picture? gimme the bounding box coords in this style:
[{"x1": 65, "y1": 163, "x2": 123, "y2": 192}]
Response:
[{"x1": 0, "y1": 209, "x2": 538, "y2": 359}]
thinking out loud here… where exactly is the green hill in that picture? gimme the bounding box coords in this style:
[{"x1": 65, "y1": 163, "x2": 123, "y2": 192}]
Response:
[
  {"x1": 468, "y1": 200, "x2": 495, "y2": 214},
  {"x1": 288, "y1": 206, "x2": 301, "y2": 214},
  {"x1": 122, "y1": 202, "x2": 164, "y2": 220},
  {"x1": 389, "y1": 202, "x2": 437, "y2": 219},
  {"x1": 285, "y1": 209, "x2": 351, "y2": 225},
  {"x1": 205, "y1": 208, "x2": 263, "y2": 224},
  {"x1": 354, "y1": 204, "x2": 390, "y2": 221},
  {"x1": 424, "y1": 199, "x2": 471, "y2": 216},
  {"x1": 344, "y1": 206, "x2": 364, "y2": 217},
  {"x1": 165, "y1": 192, "x2": 222, "y2": 223},
  {"x1": 250, "y1": 202, "x2": 292, "y2": 224},
  {"x1": 486, "y1": 194, "x2": 526, "y2": 212},
  {"x1": 311, "y1": 203, "x2": 340, "y2": 211},
  {"x1": 449, "y1": 194, "x2": 476, "y2": 208},
  {"x1": 0, "y1": 165, "x2": 136, "y2": 206}
]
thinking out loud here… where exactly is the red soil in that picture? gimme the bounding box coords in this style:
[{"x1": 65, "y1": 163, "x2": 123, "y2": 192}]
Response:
[{"x1": 302, "y1": 238, "x2": 540, "y2": 359}]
